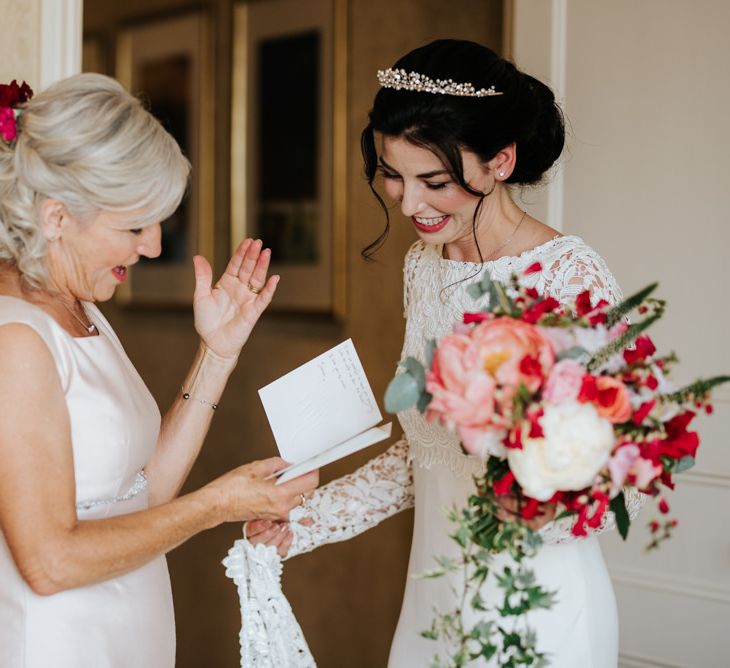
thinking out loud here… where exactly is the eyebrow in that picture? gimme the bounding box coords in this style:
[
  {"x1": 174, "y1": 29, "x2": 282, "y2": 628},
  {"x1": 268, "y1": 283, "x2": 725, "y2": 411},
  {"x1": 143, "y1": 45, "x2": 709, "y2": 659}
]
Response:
[{"x1": 379, "y1": 157, "x2": 450, "y2": 179}]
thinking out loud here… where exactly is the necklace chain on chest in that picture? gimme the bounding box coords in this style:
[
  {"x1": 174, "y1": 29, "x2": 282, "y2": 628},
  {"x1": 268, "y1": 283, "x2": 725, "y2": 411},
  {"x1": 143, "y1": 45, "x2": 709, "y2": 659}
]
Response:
[{"x1": 58, "y1": 299, "x2": 97, "y2": 335}]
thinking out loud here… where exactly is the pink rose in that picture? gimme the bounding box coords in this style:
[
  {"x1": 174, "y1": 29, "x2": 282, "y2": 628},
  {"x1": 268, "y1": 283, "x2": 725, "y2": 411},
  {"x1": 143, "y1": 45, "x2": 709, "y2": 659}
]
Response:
[
  {"x1": 608, "y1": 444, "x2": 661, "y2": 489},
  {"x1": 543, "y1": 359, "x2": 584, "y2": 404},
  {"x1": 470, "y1": 318, "x2": 554, "y2": 399},
  {"x1": 0, "y1": 107, "x2": 17, "y2": 142},
  {"x1": 426, "y1": 334, "x2": 497, "y2": 429}
]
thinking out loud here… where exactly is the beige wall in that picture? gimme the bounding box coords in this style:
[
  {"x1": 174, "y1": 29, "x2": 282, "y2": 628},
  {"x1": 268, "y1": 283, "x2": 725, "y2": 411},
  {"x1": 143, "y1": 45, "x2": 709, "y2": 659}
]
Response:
[
  {"x1": 90, "y1": 1, "x2": 502, "y2": 666},
  {"x1": 0, "y1": 0, "x2": 40, "y2": 86},
  {"x1": 512, "y1": 2, "x2": 730, "y2": 666}
]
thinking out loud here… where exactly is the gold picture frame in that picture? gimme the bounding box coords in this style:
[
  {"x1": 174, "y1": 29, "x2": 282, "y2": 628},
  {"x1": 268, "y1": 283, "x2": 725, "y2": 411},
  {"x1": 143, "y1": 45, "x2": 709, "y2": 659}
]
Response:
[
  {"x1": 231, "y1": 0, "x2": 347, "y2": 318},
  {"x1": 115, "y1": 12, "x2": 214, "y2": 306}
]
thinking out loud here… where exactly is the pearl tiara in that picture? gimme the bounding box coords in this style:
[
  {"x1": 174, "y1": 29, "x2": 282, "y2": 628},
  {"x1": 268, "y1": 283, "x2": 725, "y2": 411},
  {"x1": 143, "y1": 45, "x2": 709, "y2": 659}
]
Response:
[{"x1": 376, "y1": 68, "x2": 502, "y2": 98}]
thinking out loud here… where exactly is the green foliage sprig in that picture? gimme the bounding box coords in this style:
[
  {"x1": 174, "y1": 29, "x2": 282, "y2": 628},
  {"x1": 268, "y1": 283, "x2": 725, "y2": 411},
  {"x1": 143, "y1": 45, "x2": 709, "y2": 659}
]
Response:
[{"x1": 418, "y1": 461, "x2": 555, "y2": 667}]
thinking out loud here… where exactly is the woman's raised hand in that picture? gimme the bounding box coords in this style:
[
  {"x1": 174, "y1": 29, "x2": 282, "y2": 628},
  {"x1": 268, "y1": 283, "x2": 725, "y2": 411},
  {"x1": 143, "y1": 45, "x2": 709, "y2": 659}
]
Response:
[
  {"x1": 192, "y1": 239, "x2": 279, "y2": 359},
  {"x1": 204, "y1": 457, "x2": 319, "y2": 524}
]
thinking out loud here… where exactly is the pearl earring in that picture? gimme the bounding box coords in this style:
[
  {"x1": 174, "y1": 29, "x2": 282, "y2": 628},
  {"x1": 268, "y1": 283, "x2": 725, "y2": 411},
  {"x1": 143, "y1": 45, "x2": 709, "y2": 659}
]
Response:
[{"x1": 498, "y1": 171, "x2": 505, "y2": 177}]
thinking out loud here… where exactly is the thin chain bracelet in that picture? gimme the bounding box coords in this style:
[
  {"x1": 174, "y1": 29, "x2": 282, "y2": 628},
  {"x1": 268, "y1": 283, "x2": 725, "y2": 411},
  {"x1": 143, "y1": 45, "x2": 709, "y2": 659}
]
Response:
[{"x1": 181, "y1": 385, "x2": 218, "y2": 410}]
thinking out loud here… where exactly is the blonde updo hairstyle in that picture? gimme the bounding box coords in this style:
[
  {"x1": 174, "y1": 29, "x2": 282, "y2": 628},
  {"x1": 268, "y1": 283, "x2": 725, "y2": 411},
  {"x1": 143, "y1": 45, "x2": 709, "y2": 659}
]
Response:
[{"x1": 0, "y1": 72, "x2": 191, "y2": 288}]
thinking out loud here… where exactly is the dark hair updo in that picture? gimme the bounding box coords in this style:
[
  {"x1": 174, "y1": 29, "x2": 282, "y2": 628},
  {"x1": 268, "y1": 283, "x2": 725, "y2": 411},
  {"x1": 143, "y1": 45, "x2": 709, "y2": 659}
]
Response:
[{"x1": 361, "y1": 39, "x2": 565, "y2": 257}]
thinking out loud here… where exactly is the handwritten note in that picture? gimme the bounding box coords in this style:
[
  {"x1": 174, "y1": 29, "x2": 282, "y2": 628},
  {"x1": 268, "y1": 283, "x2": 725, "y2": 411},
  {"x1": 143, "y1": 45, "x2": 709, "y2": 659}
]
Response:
[{"x1": 258, "y1": 339, "x2": 391, "y2": 482}]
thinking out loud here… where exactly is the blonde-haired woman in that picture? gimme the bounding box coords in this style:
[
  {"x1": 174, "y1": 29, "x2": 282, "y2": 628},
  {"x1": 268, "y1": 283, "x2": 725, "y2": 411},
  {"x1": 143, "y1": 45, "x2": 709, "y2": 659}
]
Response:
[{"x1": 0, "y1": 73, "x2": 317, "y2": 667}]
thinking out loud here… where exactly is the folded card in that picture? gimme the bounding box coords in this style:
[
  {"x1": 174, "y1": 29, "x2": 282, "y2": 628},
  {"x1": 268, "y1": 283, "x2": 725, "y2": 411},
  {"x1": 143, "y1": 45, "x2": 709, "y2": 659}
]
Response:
[{"x1": 258, "y1": 339, "x2": 392, "y2": 484}]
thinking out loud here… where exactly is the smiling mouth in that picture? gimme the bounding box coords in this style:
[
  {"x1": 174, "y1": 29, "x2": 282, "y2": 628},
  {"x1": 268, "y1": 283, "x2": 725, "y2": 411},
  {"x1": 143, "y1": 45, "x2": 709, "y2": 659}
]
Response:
[
  {"x1": 412, "y1": 215, "x2": 450, "y2": 233},
  {"x1": 112, "y1": 265, "x2": 128, "y2": 281}
]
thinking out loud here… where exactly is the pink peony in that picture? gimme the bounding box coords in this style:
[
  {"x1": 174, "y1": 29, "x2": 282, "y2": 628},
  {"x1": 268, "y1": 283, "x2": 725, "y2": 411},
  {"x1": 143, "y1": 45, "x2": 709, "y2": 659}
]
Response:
[
  {"x1": 426, "y1": 334, "x2": 497, "y2": 429},
  {"x1": 0, "y1": 107, "x2": 17, "y2": 142},
  {"x1": 458, "y1": 425, "x2": 507, "y2": 459},
  {"x1": 470, "y1": 318, "x2": 554, "y2": 399},
  {"x1": 543, "y1": 359, "x2": 584, "y2": 404},
  {"x1": 608, "y1": 444, "x2": 661, "y2": 489}
]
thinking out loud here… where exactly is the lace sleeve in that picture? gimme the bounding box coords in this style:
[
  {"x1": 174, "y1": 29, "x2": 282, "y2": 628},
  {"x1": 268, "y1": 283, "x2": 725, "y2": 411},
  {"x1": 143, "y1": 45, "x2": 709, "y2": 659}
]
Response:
[
  {"x1": 538, "y1": 244, "x2": 646, "y2": 545},
  {"x1": 285, "y1": 437, "x2": 414, "y2": 560},
  {"x1": 548, "y1": 244, "x2": 623, "y2": 306}
]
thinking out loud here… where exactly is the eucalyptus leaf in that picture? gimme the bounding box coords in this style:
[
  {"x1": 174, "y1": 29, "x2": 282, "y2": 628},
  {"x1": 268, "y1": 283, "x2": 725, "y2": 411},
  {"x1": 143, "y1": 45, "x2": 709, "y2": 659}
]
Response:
[
  {"x1": 480, "y1": 270, "x2": 493, "y2": 292},
  {"x1": 674, "y1": 455, "x2": 696, "y2": 474},
  {"x1": 467, "y1": 283, "x2": 485, "y2": 300},
  {"x1": 556, "y1": 345, "x2": 589, "y2": 362},
  {"x1": 402, "y1": 356, "x2": 426, "y2": 390},
  {"x1": 384, "y1": 372, "x2": 421, "y2": 413},
  {"x1": 417, "y1": 391, "x2": 433, "y2": 414}
]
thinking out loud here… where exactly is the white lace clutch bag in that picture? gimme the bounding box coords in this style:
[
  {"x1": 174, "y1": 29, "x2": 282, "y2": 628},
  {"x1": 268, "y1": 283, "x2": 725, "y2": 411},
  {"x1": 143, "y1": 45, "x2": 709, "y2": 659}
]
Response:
[{"x1": 223, "y1": 540, "x2": 316, "y2": 667}]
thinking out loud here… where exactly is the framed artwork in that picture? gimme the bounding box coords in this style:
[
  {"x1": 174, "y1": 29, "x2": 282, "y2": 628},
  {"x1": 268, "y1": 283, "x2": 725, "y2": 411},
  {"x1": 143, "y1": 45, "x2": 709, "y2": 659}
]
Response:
[
  {"x1": 115, "y1": 12, "x2": 214, "y2": 306},
  {"x1": 231, "y1": 0, "x2": 347, "y2": 317}
]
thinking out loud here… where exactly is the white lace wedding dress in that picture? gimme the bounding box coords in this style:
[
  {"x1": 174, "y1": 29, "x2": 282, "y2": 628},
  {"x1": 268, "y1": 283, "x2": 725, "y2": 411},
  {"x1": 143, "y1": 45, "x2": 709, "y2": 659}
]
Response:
[{"x1": 226, "y1": 235, "x2": 642, "y2": 667}]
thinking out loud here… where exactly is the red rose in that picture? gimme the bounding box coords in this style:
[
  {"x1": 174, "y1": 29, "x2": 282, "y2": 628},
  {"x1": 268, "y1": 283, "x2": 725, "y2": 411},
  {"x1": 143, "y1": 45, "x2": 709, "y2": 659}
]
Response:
[
  {"x1": 524, "y1": 262, "x2": 542, "y2": 275},
  {"x1": 587, "y1": 493, "x2": 610, "y2": 529},
  {"x1": 463, "y1": 311, "x2": 492, "y2": 325},
  {"x1": 521, "y1": 297, "x2": 560, "y2": 324},
  {"x1": 578, "y1": 374, "x2": 598, "y2": 402},
  {"x1": 0, "y1": 80, "x2": 33, "y2": 108},
  {"x1": 493, "y1": 471, "x2": 515, "y2": 496},
  {"x1": 632, "y1": 399, "x2": 656, "y2": 425},
  {"x1": 623, "y1": 335, "x2": 657, "y2": 365}
]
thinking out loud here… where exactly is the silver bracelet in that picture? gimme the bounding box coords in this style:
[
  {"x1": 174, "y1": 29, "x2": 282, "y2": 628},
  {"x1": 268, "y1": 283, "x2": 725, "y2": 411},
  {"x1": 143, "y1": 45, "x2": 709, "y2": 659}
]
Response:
[{"x1": 181, "y1": 385, "x2": 218, "y2": 410}]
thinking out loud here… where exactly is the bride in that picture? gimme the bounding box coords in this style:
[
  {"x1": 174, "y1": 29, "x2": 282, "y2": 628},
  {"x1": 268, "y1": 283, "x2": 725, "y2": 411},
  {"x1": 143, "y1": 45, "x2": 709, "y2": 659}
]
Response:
[{"x1": 236, "y1": 39, "x2": 641, "y2": 666}]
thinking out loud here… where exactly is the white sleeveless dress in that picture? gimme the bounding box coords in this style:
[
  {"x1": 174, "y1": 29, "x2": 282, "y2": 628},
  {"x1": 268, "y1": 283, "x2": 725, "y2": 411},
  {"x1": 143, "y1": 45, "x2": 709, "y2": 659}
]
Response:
[
  {"x1": 0, "y1": 297, "x2": 175, "y2": 668},
  {"x1": 274, "y1": 236, "x2": 648, "y2": 667}
]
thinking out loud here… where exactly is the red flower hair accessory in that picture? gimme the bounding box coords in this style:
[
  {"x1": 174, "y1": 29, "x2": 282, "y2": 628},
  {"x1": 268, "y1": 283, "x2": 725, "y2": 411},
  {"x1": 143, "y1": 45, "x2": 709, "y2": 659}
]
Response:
[{"x1": 0, "y1": 80, "x2": 33, "y2": 145}]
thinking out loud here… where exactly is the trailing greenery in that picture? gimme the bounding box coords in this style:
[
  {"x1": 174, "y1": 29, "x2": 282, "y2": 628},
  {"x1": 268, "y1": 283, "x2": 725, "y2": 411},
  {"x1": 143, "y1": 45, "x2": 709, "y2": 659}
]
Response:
[
  {"x1": 661, "y1": 376, "x2": 730, "y2": 405},
  {"x1": 604, "y1": 283, "x2": 659, "y2": 327},
  {"x1": 587, "y1": 313, "x2": 663, "y2": 373},
  {"x1": 419, "y1": 460, "x2": 556, "y2": 667}
]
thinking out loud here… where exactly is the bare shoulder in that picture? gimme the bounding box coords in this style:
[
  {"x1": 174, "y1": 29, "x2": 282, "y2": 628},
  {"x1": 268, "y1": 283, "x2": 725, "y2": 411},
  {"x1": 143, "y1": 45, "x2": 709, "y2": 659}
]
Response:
[
  {"x1": 512, "y1": 216, "x2": 561, "y2": 257},
  {"x1": 0, "y1": 321, "x2": 55, "y2": 366},
  {"x1": 0, "y1": 323, "x2": 63, "y2": 400}
]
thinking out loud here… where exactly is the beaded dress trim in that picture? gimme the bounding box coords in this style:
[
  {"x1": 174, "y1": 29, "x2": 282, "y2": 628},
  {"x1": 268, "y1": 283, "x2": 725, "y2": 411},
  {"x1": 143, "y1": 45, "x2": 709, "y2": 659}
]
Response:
[{"x1": 75, "y1": 470, "x2": 147, "y2": 511}]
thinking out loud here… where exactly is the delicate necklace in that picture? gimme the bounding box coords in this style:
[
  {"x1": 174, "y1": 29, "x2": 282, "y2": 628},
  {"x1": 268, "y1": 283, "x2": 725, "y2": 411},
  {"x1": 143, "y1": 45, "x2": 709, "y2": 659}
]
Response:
[
  {"x1": 58, "y1": 298, "x2": 97, "y2": 335},
  {"x1": 484, "y1": 209, "x2": 527, "y2": 261}
]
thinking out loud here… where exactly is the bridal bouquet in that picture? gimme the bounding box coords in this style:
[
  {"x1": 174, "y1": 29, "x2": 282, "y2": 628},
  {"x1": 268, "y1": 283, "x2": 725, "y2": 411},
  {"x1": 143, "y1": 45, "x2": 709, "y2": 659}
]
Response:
[{"x1": 385, "y1": 264, "x2": 728, "y2": 667}]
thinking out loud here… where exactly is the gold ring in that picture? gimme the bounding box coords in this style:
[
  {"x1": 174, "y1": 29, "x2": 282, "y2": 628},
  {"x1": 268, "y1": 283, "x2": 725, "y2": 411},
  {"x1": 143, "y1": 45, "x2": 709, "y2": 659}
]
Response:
[
  {"x1": 299, "y1": 493, "x2": 307, "y2": 506},
  {"x1": 248, "y1": 282, "x2": 262, "y2": 295},
  {"x1": 242, "y1": 522, "x2": 249, "y2": 541}
]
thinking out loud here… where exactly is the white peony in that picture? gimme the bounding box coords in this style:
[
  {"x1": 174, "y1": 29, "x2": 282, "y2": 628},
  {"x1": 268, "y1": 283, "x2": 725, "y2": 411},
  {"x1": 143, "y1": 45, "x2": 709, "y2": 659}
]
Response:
[{"x1": 507, "y1": 401, "x2": 615, "y2": 501}]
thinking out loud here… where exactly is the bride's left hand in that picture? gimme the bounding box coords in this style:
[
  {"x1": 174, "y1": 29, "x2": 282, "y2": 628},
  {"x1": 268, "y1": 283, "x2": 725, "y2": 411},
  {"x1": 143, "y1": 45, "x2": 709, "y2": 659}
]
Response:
[
  {"x1": 494, "y1": 494, "x2": 557, "y2": 531},
  {"x1": 192, "y1": 238, "x2": 279, "y2": 359}
]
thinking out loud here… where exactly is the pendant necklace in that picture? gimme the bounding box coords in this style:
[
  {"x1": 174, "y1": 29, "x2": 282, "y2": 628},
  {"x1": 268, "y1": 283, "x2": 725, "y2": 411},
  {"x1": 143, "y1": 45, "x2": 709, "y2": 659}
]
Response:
[
  {"x1": 484, "y1": 209, "x2": 527, "y2": 261},
  {"x1": 58, "y1": 299, "x2": 97, "y2": 335}
]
